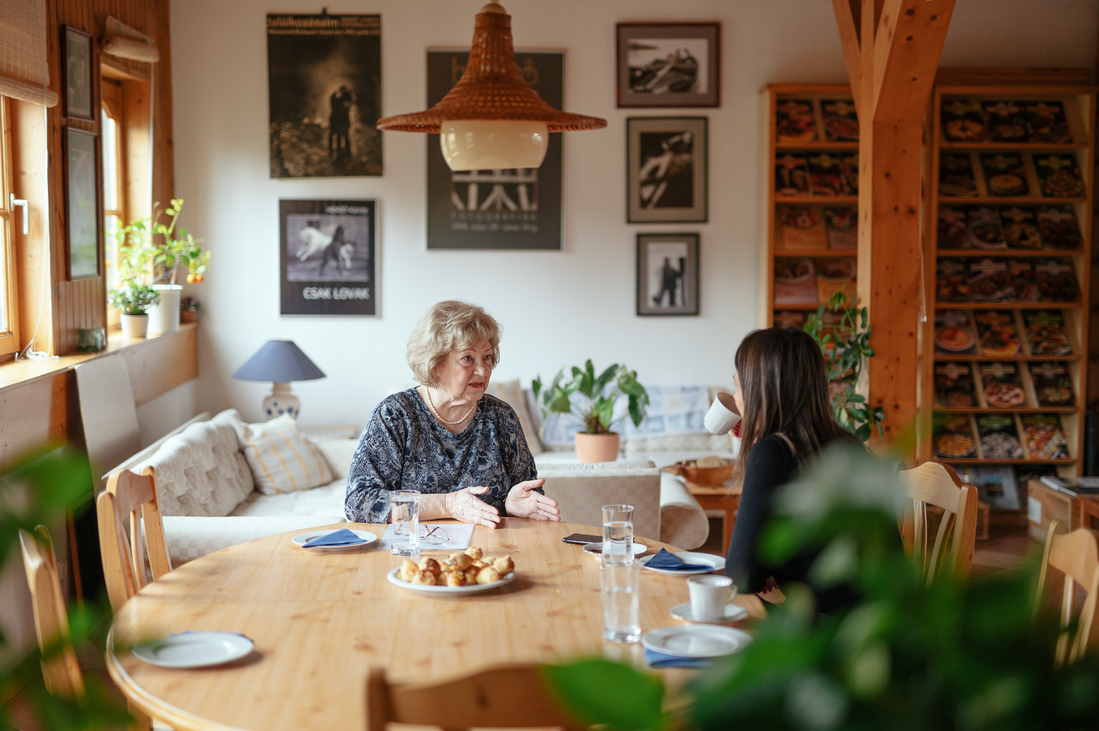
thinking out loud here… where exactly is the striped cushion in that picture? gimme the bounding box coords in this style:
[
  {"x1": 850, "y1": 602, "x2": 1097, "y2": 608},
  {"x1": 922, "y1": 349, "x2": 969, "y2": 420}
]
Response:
[{"x1": 234, "y1": 414, "x2": 334, "y2": 495}]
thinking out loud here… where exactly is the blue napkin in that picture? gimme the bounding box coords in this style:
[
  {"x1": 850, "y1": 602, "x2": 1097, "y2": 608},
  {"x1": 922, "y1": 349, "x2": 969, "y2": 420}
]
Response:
[
  {"x1": 644, "y1": 647, "x2": 713, "y2": 669},
  {"x1": 304, "y1": 529, "x2": 364, "y2": 547},
  {"x1": 645, "y1": 548, "x2": 711, "y2": 571}
]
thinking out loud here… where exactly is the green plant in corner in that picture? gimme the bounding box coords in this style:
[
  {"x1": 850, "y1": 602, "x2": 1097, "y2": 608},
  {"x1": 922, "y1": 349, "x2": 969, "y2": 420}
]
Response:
[
  {"x1": 803, "y1": 292, "x2": 884, "y2": 442},
  {"x1": 107, "y1": 282, "x2": 160, "y2": 316},
  {"x1": 112, "y1": 199, "x2": 209, "y2": 286},
  {"x1": 532, "y1": 361, "x2": 649, "y2": 436}
]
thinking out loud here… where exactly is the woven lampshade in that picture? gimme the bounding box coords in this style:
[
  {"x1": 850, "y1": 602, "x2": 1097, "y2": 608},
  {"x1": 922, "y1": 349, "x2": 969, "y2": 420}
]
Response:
[{"x1": 376, "y1": 3, "x2": 606, "y2": 133}]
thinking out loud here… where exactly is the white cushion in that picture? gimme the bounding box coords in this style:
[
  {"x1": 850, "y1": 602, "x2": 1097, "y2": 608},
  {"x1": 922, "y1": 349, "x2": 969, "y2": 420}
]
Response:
[
  {"x1": 229, "y1": 480, "x2": 347, "y2": 519},
  {"x1": 313, "y1": 437, "x2": 359, "y2": 479},
  {"x1": 234, "y1": 414, "x2": 334, "y2": 495},
  {"x1": 659, "y1": 475, "x2": 711, "y2": 550},
  {"x1": 486, "y1": 379, "x2": 543, "y2": 455},
  {"x1": 540, "y1": 462, "x2": 661, "y2": 541},
  {"x1": 161, "y1": 516, "x2": 342, "y2": 565}
]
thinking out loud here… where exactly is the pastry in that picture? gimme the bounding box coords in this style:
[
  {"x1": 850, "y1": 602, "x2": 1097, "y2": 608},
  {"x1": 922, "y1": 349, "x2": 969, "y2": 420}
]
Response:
[
  {"x1": 476, "y1": 566, "x2": 502, "y2": 585},
  {"x1": 493, "y1": 556, "x2": 515, "y2": 574}
]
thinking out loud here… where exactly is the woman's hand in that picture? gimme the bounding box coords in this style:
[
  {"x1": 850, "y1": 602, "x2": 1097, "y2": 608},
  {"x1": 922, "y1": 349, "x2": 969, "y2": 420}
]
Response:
[
  {"x1": 505, "y1": 479, "x2": 560, "y2": 522},
  {"x1": 443, "y1": 485, "x2": 501, "y2": 529}
]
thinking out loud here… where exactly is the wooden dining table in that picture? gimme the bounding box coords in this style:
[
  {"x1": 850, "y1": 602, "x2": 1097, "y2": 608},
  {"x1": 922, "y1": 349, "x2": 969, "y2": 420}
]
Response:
[{"x1": 107, "y1": 519, "x2": 763, "y2": 731}]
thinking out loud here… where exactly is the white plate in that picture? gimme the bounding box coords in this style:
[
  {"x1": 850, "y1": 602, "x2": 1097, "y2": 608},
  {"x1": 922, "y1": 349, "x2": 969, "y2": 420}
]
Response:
[
  {"x1": 132, "y1": 632, "x2": 254, "y2": 669},
  {"x1": 642, "y1": 625, "x2": 752, "y2": 658},
  {"x1": 582, "y1": 542, "x2": 649, "y2": 557},
  {"x1": 669, "y1": 602, "x2": 749, "y2": 624},
  {"x1": 292, "y1": 530, "x2": 378, "y2": 551},
  {"x1": 386, "y1": 567, "x2": 515, "y2": 596},
  {"x1": 637, "y1": 551, "x2": 726, "y2": 576}
]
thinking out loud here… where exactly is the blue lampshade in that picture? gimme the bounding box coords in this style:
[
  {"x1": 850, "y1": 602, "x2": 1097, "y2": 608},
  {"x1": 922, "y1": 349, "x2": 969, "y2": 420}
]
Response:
[{"x1": 232, "y1": 341, "x2": 325, "y2": 383}]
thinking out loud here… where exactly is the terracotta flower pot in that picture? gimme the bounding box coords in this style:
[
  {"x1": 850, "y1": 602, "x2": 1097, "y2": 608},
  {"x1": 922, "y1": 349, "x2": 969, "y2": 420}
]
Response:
[{"x1": 575, "y1": 432, "x2": 620, "y2": 464}]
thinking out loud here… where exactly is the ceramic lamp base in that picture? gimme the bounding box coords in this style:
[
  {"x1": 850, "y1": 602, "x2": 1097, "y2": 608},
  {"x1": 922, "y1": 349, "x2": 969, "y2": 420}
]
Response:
[{"x1": 263, "y1": 383, "x2": 300, "y2": 420}]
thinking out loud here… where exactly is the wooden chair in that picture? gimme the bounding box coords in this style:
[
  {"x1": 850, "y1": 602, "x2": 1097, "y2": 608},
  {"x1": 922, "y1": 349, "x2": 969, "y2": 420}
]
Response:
[
  {"x1": 96, "y1": 467, "x2": 172, "y2": 613},
  {"x1": 1037, "y1": 519, "x2": 1099, "y2": 664},
  {"x1": 19, "y1": 526, "x2": 85, "y2": 699},
  {"x1": 899, "y1": 462, "x2": 978, "y2": 582},
  {"x1": 366, "y1": 665, "x2": 584, "y2": 731}
]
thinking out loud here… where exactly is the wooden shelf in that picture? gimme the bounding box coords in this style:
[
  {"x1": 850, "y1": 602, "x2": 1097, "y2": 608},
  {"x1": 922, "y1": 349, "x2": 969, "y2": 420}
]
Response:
[
  {"x1": 935, "y1": 249, "x2": 1085, "y2": 258},
  {"x1": 935, "y1": 301, "x2": 1083, "y2": 309},
  {"x1": 774, "y1": 249, "x2": 857, "y2": 257},
  {"x1": 938, "y1": 458, "x2": 1076, "y2": 465},
  {"x1": 774, "y1": 195, "x2": 858, "y2": 204},
  {"x1": 775, "y1": 141, "x2": 859, "y2": 150},
  {"x1": 933, "y1": 407, "x2": 1078, "y2": 414},
  {"x1": 772, "y1": 303, "x2": 834, "y2": 311},
  {"x1": 939, "y1": 142, "x2": 1088, "y2": 151},
  {"x1": 934, "y1": 354, "x2": 1080, "y2": 362},
  {"x1": 939, "y1": 196, "x2": 1088, "y2": 205}
]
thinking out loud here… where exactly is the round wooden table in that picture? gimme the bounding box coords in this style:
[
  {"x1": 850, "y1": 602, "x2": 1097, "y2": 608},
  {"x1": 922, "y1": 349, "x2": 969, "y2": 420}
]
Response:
[{"x1": 108, "y1": 519, "x2": 762, "y2": 731}]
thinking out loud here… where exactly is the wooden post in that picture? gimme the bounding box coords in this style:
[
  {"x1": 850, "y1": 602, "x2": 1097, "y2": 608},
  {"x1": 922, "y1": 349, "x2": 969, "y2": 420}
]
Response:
[{"x1": 833, "y1": 0, "x2": 955, "y2": 450}]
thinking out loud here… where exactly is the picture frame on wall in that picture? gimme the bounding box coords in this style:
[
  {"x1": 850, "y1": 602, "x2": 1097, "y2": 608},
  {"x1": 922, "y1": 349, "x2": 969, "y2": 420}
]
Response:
[
  {"x1": 61, "y1": 26, "x2": 94, "y2": 121},
  {"x1": 627, "y1": 117, "x2": 708, "y2": 224},
  {"x1": 636, "y1": 233, "x2": 699, "y2": 317},
  {"x1": 280, "y1": 199, "x2": 377, "y2": 316},
  {"x1": 65, "y1": 128, "x2": 100, "y2": 280},
  {"x1": 616, "y1": 23, "x2": 720, "y2": 108}
]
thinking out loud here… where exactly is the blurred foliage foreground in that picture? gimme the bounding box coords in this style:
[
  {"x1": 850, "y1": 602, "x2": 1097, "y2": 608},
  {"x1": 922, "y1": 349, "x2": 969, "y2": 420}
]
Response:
[
  {"x1": 544, "y1": 445, "x2": 1099, "y2": 731},
  {"x1": 0, "y1": 448, "x2": 131, "y2": 730}
]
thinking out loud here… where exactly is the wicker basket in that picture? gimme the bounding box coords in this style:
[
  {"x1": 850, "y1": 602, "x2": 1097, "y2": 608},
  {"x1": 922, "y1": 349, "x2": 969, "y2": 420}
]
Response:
[{"x1": 662, "y1": 460, "x2": 735, "y2": 488}]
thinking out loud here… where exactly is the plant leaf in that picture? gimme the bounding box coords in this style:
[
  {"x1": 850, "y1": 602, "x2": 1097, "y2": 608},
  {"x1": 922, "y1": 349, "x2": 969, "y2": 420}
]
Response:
[{"x1": 541, "y1": 660, "x2": 665, "y2": 731}]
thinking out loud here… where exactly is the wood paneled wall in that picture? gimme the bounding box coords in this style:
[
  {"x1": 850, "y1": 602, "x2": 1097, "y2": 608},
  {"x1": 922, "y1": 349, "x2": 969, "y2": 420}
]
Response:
[{"x1": 31, "y1": 0, "x2": 173, "y2": 356}]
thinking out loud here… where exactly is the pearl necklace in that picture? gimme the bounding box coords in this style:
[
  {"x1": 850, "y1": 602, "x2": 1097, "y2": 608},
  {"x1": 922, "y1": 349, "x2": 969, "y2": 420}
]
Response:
[{"x1": 425, "y1": 388, "x2": 476, "y2": 425}]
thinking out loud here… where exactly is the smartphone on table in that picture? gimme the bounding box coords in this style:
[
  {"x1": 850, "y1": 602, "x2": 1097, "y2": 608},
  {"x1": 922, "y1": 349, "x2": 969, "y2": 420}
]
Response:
[{"x1": 561, "y1": 533, "x2": 601, "y2": 545}]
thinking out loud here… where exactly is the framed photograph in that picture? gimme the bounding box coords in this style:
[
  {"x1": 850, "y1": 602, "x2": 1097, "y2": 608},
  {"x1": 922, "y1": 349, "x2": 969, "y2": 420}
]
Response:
[
  {"x1": 627, "y1": 117, "x2": 707, "y2": 223},
  {"x1": 267, "y1": 15, "x2": 382, "y2": 178},
  {"x1": 65, "y1": 128, "x2": 100, "y2": 280},
  {"x1": 636, "y1": 233, "x2": 699, "y2": 316},
  {"x1": 62, "y1": 26, "x2": 93, "y2": 120},
  {"x1": 426, "y1": 49, "x2": 563, "y2": 250},
  {"x1": 280, "y1": 199, "x2": 376, "y2": 316},
  {"x1": 616, "y1": 23, "x2": 719, "y2": 108}
]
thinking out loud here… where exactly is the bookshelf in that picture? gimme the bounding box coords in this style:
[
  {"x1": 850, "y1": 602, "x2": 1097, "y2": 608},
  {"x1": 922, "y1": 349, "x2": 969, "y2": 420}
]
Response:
[
  {"x1": 760, "y1": 84, "x2": 858, "y2": 329},
  {"x1": 918, "y1": 84, "x2": 1096, "y2": 501}
]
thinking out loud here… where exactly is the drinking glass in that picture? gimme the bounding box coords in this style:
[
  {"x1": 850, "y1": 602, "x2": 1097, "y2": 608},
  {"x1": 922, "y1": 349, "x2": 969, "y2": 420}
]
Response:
[
  {"x1": 602, "y1": 562, "x2": 641, "y2": 643},
  {"x1": 601, "y1": 504, "x2": 635, "y2": 567},
  {"x1": 390, "y1": 490, "x2": 421, "y2": 556}
]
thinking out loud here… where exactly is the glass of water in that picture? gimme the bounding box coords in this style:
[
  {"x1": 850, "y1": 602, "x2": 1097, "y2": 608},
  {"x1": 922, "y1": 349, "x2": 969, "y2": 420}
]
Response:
[
  {"x1": 390, "y1": 490, "x2": 421, "y2": 556},
  {"x1": 602, "y1": 562, "x2": 641, "y2": 643},
  {"x1": 601, "y1": 504, "x2": 635, "y2": 567}
]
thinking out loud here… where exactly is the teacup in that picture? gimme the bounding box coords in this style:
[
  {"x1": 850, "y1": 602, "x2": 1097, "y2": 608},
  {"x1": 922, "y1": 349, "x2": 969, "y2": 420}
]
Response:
[
  {"x1": 687, "y1": 575, "x2": 736, "y2": 622},
  {"x1": 704, "y1": 392, "x2": 741, "y2": 435}
]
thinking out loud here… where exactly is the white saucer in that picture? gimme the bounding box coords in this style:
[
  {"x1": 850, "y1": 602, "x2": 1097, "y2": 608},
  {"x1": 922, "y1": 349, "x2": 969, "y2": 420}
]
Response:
[
  {"x1": 386, "y1": 568, "x2": 516, "y2": 596},
  {"x1": 582, "y1": 542, "x2": 648, "y2": 557},
  {"x1": 669, "y1": 602, "x2": 749, "y2": 624},
  {"x1": 642, "y1": 625, "x2": 752, "y2": 658},
  {"x1": 637, "y1": 551, "x2": 726, "y2": 576},
  {"x1": 132, "y1": 632, "x2": 254, "y2": 669},
  {"x1": 292, "y1": 530, "x2": 378, "y2": 551}
]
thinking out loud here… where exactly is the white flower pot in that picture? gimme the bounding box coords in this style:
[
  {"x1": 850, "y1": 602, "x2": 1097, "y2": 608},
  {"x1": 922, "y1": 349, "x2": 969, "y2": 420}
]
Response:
[
  {"x1": 120, "y1": 314, "x2": 149, "y2": 338},
  {"x1": 147, "y1": 284, "x2": 182, "y2": 335}
]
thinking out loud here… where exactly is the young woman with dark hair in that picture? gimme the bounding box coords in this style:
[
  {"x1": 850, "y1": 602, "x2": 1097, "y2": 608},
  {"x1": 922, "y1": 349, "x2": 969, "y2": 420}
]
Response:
[{"x1": 724, "y1": 326, "x2": 860, "y2": 614}]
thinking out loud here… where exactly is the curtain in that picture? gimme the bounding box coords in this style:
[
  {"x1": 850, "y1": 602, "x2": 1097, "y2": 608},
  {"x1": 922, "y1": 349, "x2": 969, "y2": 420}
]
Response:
[{"x1": 0, "y1": 0, "x2": 58, "y2": 106}]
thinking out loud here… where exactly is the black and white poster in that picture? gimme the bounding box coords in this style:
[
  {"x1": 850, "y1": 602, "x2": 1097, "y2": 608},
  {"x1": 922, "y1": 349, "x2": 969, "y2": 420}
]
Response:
[
  {"x1": 426, "y1": 50, "x2": 563, "y2": 250},
  {"x1": 267, "y1": 14, "x2": 382, "y2": 178},
  {"x1": 636, "y1": 233, "x2": 699, "y2": 316},
  {"x1": 280, "y1": 200, "x2": 375, "y2": 316},
  {"x1": 627, "y1": 117, "x2": 708, "y2": 223}
]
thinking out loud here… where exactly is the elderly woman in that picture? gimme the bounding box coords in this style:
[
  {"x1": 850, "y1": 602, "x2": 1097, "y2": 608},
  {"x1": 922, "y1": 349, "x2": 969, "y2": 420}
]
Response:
[{"x1": 344, "y1": 300, "x2": 560, "y2": 528}]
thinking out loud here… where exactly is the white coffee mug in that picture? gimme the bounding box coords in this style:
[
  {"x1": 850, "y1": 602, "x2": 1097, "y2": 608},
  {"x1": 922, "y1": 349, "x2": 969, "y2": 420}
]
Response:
[
  {"x1": 704, "y1": 392, "x2": 741, "y2": 435},
  {"x1": 687, "y1": 575, "x2": 736, "y2": 622}
]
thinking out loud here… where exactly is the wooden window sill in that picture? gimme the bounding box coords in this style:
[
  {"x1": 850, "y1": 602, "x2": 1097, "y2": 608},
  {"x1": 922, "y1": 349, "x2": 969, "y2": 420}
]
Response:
[{"x1": 0, "y1": 322, "x2": 198, "y2": 397}]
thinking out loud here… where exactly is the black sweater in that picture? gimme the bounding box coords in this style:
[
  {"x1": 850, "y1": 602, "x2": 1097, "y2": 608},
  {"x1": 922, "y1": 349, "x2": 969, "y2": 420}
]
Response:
[{"x1": 724, "y1": 434, "x2": 855, "y2": 615}]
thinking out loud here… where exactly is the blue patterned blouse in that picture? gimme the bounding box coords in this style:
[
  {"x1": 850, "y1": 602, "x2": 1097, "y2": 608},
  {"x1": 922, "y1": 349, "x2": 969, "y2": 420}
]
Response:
[{"x1": 344, "y1": 389, "x2": 539, "y2": 523}]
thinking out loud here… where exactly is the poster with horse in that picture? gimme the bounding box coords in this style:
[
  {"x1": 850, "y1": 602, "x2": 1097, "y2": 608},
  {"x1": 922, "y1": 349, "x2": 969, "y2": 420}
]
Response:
[{"x1": 280, "y1": 199, "x2": 376, "y2": 315}]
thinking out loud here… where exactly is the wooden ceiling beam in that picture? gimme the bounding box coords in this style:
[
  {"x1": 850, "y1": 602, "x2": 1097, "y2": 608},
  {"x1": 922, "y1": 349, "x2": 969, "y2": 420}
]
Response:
[
  {"x1": 872, "y1": 0, "x2": 956, "y2": 122},
  {"x1": 832, "y1": 0, "x2": 863, "y2": 116}
]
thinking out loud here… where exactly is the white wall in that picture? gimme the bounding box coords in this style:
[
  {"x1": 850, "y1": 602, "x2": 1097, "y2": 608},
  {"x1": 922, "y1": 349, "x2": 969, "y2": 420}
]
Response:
[{"x1": 170, "y1": 0, "x2": 1098, "y2": 427}]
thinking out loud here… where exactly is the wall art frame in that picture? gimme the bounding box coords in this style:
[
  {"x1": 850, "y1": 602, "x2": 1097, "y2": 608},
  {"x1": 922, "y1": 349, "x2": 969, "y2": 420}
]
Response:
[
  {"x1": 616, "y1": 23, "x2": 720, "y2": 108},
  {"x1": 62, "y1": 25, "x2": 94, "y2": 121},
  {"x1": 65, "y1": 128, "x2": 100, "y2": 280},
  {"x1": 636, "y1": 232, "x2": 700, "y2": 317},
  {"x1": 627, "y1": 116, "x2": 708, "y2": 224}
]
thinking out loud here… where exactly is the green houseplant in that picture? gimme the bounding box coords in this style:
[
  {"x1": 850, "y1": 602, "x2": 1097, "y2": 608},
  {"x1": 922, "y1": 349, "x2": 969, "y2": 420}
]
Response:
[
  {"x1": 532, "y1": 361, "x2": 649, "y2": 463},
  {"x1": 107, "y1": 283, "x2": 160, "y2": 338},
  {"x1": 803, "y1": 292, "x2": 885, "y2": 442}
]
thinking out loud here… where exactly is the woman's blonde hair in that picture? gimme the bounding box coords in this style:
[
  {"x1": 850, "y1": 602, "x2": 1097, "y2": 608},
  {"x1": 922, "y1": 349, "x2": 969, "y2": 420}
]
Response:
[{"x1": 406, "y1": 300, "x2": 501, "y2": 387}]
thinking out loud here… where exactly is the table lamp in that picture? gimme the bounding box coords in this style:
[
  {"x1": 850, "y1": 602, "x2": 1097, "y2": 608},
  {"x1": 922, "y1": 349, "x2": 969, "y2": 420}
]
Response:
[{"x1": 232, "y1": 340, "x2": 325, "y2": 420}]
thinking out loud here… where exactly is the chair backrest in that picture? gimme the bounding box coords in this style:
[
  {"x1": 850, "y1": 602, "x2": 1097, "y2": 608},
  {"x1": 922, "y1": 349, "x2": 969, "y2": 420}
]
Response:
[
  {"x1": 19, "y1": 527, "x2": 85, "y2": 698},
  {"x1": 74, "y1": 354, "x2": 142, "y2": 494},
  {"x1": 96, "y1": 467, "x2": 172, "y2": 613},
  {"x1": 1037, "y1": 519, "x2": 1099, "y2": 664},
  {"x1": 539, "y1": 462, "x2": 660, "y2": 540},
  {"x1": 366, "y1": 665, "x2": 582, "y2": 731},
  {"x1": 899, "y1": 462, "x2": 978, "y2": 582}
]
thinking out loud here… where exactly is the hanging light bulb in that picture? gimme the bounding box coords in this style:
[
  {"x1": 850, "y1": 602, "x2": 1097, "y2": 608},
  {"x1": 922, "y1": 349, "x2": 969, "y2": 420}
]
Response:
[{"x1": 376, "y1": 2, "x2": 605, "y2": 171}]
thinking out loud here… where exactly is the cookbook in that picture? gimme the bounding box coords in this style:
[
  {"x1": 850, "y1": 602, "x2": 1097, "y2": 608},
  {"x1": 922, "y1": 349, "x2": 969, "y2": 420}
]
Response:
[
  {"x1": 1027, "y1": 100, "x2": 1072, "y2": 144},
  {"x1": 979, "y1": 153, "x2": 1029, "y2": 197},
  {"x1": 1021, "y1": 414, "x2": 1070, "y2": 460},
  {"x1": 937, "y1": 206, "x2": 970, "y2": 250},
  {"x1": 821, "y1": 99, "x2": 859, "y2": 141},
  {"x1": 978, "y1": 362, "x2": 1027, "y2": 409},
  {"x1": 999, "y1": 206, "x2": 1042, "y2": 250},
  {"x1": 932, "y1": 413, "x2": 978, "y2": 460},
  {"x1": 1034, "y1": 153, "x2": 1086, "y2": 198},
  {"x1": 967, "y1": 207, "x2": 1006, "y2": 250},
  {"x1": 1023, "y1": 310, "x2": 1072, "y2": 356},
  {"x1": 775, "y1": 153, "x2": 811, "y2": 196},
  {"x1": 1035, "y1": 205, "x2": 1083, "y2": 250},
  {"x1": 839, "y1": 154, "x2": 859, "y2": 195},
  {"x1": 984, "y1": 100, "x2": 1028, "y2": 143},
  {"x1": 775, "y1": 99, "x2": 816, "y2": 143},
  {"x1": 936, "y1": 259, "x2": 972, "y2": 303},
  {"x1": 778, "y1": 206, "x2": 827, "y2": 249},
  {"x1": 940, "y1": 99, "x2": 986, "y2": 143},
  {"x1": 977, "y1": 414, "x2": 1025, "y2": 460},
  {"x1": 967, "y1": 258, "x2": 1014, "y2": 303},
  {"x1": 973, "y1": 310, "x2": 1020, "y2": 357},
  {"x1": 934, "y1": 362, "x2": 977, "y2": 408},
  {"x1": 1034, "y1": 258, "x2": 1080, "y2": 303},
  {"x1": 939, "y1": 153, "x2": 978, "y2": 198},
  {"x1": 773, "y1": 257, "x2": 818, "y2": 305},
  {"x1": 823, "y1": 207, "x2": 857, "y2": 251},
  {"x1": 808, "y1": 153, "x2": 846, "y2": 196},
  {"x1": 934, "y1": 309, "x2": 977, "y2": 355},
  {"x1": 1028, "y1": 362, "x2": 1074, "y2": 408},
  {"x1": 1007, "y1": 259, "x2": 1040, "y2": 303},
  {"x1": 815, "y1": 258, "x2": 856, "y2": 304}
]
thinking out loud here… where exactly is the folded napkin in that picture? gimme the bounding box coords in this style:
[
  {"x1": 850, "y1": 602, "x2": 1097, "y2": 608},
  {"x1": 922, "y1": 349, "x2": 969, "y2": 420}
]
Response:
[
  {"x1": 304, "y1": 529, "x2": 364, "y2": 547},
  {"x1": 645, "y1": 548, "x2": 711, "y2": 571},
  {"x1": 643, "y1": 647, "x2": 712, "y2": 669}
]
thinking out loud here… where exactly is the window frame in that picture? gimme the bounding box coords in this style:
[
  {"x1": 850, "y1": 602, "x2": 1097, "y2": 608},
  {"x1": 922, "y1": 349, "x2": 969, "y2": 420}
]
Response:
[{"x1": 0, "y1": 97, "x2": 19, "y2": 357}]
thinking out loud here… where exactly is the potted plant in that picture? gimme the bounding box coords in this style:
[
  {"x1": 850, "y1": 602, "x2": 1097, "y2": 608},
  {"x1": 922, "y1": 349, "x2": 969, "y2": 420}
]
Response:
[
  {"x1": 180, "y1": 297, "x2": 202, "y2": 323},
  {"x1": 113, "y1": 199, "x2": 210, "y2": 335},
  {"x1": 532, "y1": 361, "x2": 649, "y2": 463},
  {"x1": 108, "y1": 282, "x2": 161, "y2": 338}
]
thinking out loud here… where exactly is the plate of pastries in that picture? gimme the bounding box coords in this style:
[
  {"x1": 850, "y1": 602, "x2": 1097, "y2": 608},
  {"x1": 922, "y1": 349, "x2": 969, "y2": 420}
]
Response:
[{"x1": 386, "y1": 546, "x2": 516, "y2": 596}]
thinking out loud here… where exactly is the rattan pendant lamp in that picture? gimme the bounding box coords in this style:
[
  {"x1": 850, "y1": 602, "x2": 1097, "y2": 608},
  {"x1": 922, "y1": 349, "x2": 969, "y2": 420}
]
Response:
[{"x1": 376, "y1": 2, "x2": 606, "y2": 171}]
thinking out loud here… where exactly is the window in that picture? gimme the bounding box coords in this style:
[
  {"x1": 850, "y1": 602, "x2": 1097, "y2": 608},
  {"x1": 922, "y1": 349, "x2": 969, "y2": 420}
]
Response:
[
  {"x1": 101, "y1": 78, "x2": 123, "y2": 294},
  {"x1": 0, "y1": 97, "x2": 18, "y2": 357}
]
